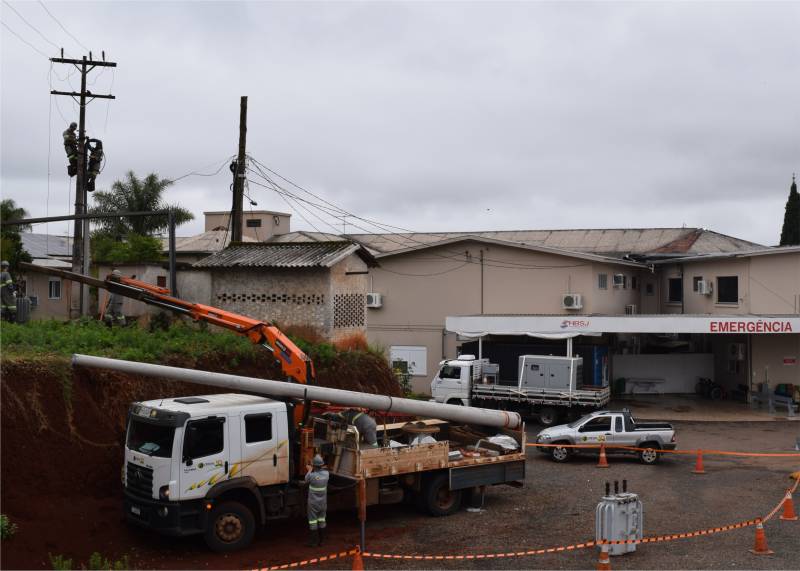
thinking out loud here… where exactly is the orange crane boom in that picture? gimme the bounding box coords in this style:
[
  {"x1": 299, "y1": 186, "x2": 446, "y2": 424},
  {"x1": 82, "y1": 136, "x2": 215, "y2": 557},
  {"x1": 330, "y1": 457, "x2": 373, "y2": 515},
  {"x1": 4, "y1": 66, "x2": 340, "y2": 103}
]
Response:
[{"x1": 19, "y1": 263, "x2": 315, "y2": 385}]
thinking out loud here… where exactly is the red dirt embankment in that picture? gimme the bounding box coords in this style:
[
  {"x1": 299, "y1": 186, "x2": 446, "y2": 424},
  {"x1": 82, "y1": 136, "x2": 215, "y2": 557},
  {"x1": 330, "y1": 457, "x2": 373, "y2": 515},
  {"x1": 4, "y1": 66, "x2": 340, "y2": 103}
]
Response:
[{"x1": 0, "y1": 352, "x2": 399, "y2": 569}]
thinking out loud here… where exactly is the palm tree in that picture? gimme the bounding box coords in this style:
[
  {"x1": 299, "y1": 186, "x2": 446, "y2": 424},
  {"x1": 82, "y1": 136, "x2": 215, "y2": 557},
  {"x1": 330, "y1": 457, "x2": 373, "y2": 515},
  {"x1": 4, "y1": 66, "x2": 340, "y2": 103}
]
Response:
[
  {"x1": 0, "y1": 199, "x2": 33, "y2": 270},
  {"x1": 89, "y1": 171, "x2": 193, "y2": 238}
]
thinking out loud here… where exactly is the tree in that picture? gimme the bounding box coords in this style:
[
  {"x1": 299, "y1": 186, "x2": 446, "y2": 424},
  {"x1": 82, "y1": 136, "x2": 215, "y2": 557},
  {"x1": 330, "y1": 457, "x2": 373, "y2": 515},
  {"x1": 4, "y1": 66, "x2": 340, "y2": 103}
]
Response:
[
  {"x1": 779, "y1": 175, "x2": 799, "y2": 246},
  {"x1": 0, "y1": 199, "x2": 33, "y2": 272},
  {"x1": 89, "y1": 171, "x2": 193, "y2": 238}
]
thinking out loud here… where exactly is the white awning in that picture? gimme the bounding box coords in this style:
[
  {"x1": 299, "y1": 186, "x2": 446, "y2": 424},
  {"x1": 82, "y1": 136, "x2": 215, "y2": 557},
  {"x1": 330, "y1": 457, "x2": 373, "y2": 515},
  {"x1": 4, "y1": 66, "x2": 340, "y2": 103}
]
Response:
[{"x1": 446, "y1": 314, "x2": 800, "y2": 337}]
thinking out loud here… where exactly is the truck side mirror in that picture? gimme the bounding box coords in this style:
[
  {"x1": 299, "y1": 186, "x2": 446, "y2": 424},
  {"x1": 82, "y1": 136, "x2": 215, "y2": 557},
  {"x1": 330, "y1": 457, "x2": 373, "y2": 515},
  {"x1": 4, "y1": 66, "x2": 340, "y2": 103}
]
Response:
[{"x1": 183, "y1": 456, "x2": 193, "y2": 466}]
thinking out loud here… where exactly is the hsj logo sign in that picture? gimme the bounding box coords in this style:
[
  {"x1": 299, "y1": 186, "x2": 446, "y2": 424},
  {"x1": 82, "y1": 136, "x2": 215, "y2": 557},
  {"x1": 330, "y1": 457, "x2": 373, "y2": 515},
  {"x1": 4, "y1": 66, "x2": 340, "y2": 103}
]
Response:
[{"x1": 560, "y1": 319, "x2": 590, "y2": 329}]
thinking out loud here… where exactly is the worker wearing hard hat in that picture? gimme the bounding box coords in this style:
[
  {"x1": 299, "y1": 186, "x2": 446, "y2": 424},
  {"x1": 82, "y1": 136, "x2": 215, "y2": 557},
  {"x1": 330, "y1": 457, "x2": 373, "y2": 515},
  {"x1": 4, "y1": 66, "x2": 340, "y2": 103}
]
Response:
[
  {"x1": 103, "y1": 270, "x2": 126, "y2": 326},
  {"x1": 63, "y1": 122, "x2": 78, "y2": 177},
  {"x1": 338, "y1": 408, "x2": 379, "y2": 448},
  {"x1": 304, "y1": 454, "x2": 329, "y2": 547},
  {"x1": 0, "y1": 261, "x2": 16, "y2": 322}
]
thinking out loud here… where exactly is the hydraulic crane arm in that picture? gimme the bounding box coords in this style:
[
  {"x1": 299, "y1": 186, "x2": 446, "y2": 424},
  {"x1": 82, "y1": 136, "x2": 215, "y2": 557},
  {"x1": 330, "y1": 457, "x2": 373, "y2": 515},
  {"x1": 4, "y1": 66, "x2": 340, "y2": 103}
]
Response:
[{"x1": 20, "y1": 263, "x2": 315, "y2": 385}]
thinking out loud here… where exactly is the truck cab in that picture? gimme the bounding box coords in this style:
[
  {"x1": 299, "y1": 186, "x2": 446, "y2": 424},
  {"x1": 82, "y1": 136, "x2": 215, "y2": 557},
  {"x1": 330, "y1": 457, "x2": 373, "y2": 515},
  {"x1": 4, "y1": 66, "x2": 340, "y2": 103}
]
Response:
[
  {"x1": 430, "y1": 355, "x2": 496, "y2": 406},
  {"x1": 124, "y1": 394, "x2": 291, "y2": 550}
]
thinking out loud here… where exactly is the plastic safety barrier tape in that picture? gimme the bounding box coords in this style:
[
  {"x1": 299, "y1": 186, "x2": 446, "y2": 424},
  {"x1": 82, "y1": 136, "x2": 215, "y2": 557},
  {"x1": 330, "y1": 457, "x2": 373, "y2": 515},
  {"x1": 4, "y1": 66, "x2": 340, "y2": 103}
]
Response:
[
  {"x1": 252, "y1": 548, "x2": 359, "y2": 571},
  {"x1": 526, "y1": 443, "x2": 800, "y2": 457},
  {"x1": 250, "y1": 475, "x2": 799, "y2": 570}
]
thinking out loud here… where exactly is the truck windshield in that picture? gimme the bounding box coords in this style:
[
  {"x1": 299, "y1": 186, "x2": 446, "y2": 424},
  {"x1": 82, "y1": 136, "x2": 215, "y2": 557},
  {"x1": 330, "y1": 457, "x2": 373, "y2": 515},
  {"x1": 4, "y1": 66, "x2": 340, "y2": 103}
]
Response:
[
  {"x1": 127, "y1": 419, "x2": 175, "y2": 458},
  {"x1": 568, "y1": 414, "x2": 592, "y2": 428},
  {"x1": 439, "y1": 365, "x2": 462, "y2": 380}
]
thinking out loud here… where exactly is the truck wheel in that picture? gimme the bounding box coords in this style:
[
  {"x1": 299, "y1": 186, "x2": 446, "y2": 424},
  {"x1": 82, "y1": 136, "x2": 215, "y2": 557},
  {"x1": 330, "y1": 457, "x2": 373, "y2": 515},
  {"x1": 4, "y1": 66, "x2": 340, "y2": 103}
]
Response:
[
  {"x1": 638, "y1": 445, "x2": 661, "y2": 465},
  {"x1": 550, "y1": 444, "x2": 570, "y2": 463},
  {"x1": 446, "y1": 399, "x2": 463, "y2": 406},
  {"x1": 204, "y1": 501, "x2": 256, "y2": 552},
  {"x1": 423, "y1": 473, "x2": 462, "y2": 516},
  {"x1": 538, "y1": 407, "x2": 559, "y2": 426}
]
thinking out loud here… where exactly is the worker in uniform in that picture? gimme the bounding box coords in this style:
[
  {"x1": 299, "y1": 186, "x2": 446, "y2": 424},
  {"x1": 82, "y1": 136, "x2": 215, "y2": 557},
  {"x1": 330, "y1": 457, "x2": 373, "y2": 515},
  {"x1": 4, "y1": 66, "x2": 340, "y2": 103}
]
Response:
[
  {"x1": 0, "y1": 261, "x2": 16, "y2": 322},
  {"x1": 86, "y1": 139, "x2": 103, "y2": 192},
  {"x1": 338, "y1": 408, "x2": 379, "y2": 448},
  {"x1": 63, "y1": 122, "x2": 78, "y2": 177},
  {"x1": 304, "y1": 454, "x2": 329, "y2": 547},
  {"x1": 103, "y1": 270, "x2": 126, "y2": 327}
]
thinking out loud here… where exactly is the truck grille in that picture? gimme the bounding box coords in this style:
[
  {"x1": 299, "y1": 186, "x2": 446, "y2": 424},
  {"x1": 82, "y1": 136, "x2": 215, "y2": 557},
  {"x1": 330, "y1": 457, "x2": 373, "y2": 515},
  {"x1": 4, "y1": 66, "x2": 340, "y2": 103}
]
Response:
[{"x1": 126, "y1": 462, "x2": 154, "y2": 499}]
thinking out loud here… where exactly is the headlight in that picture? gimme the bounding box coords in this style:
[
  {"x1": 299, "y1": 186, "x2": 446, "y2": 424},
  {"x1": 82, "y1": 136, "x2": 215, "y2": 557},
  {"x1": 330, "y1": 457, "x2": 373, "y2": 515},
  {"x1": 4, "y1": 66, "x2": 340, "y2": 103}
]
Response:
[{"x1": 159, "y1": 485, "x2": 170, "y2": 500}]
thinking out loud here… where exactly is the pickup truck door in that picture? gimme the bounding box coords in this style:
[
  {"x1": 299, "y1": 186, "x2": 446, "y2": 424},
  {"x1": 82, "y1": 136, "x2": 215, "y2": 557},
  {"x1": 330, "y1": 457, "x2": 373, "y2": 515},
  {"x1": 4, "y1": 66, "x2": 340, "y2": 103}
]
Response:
[
  {"x1": 577, "y1": 415, "x2": 614, "y2": 446},
  {"x1": 179, "y1": 416, "x2": 229, "y2": 500}
]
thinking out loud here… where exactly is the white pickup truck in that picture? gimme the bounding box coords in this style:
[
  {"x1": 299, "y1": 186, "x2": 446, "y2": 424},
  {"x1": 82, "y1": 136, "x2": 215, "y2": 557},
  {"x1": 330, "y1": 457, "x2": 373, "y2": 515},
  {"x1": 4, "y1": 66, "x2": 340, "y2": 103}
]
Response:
[
  {"x1": 535, "y1": 409, "x2": 677, "y2": 465},
  {"x1": 431, "y1": 355, "x2": 610, "y2": 426}
]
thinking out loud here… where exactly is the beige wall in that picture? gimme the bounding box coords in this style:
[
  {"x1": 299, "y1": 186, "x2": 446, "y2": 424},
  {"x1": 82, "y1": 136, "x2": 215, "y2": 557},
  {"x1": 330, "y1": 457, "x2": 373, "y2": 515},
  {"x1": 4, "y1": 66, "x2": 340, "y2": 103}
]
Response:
[
  {"x1": 204, "y1": 211, "x2": 290, "y2": 242},
  {"x1": 367, "y1": 240, "x2": 643, "y2": 393},
  {"x1": 22, "y1": 272, "x2": 72, "y2": 320},
  {"x1": 751, "y1": 334, "x2": 800, "y2": 386},
  {"x1": 748, "y1": 253, "x2": 800, "y2": 314},
  {"x1": 659, "y1": 251, "x2": 800, "y2": 316},
  {"x1": 97, "y1": 263, "x2": 168, "y2": 317}
]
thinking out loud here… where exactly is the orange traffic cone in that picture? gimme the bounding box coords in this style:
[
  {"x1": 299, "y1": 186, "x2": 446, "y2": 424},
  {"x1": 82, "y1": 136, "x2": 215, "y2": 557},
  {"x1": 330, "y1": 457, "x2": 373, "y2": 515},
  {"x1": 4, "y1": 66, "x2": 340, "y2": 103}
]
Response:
[
  {"x1": 597, "y1": 444, "x2": 609, "y2": 468},
  {"x1": 692, "y1": 450, "x2": 706, "y2": 474},
  {"x1": 780, "y1": 491, "x2": 798, "y2": 521},
  {"x1": 749, "y1": 521, "x2": 774, "y2": 555},
  {"x1": 596, "y1": 543, "x2": 611, "y2": 570},
  {"x1": 352, "y1": 547, "x2": 365, "y2": 570}
]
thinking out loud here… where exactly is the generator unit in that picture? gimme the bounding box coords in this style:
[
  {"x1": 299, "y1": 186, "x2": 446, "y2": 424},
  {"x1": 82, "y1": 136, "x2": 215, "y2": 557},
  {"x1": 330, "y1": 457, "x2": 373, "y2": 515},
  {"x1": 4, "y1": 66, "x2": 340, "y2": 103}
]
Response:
[
  {"x1": 596, "y1": 480, "x2": 643, "y2": 556},
  {"x1": 518, "y1": 355, "x2": 583, "y2": 391}
]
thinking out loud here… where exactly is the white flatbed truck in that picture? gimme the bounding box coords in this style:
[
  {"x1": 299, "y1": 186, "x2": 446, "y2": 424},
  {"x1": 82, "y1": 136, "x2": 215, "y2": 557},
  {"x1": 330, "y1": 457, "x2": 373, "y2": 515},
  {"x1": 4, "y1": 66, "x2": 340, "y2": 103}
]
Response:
[{"x1": 431, "y1": 354, "x2": 610, "y2": 426}]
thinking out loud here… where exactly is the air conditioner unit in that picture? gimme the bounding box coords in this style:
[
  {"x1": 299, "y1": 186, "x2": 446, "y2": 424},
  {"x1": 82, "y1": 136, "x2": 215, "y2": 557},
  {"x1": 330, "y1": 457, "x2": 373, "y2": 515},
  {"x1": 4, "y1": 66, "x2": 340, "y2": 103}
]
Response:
[
  {"x1": 625, "y1": 304, "x2": 637, "y2": 315},
  {"x1": 613, "y1": 274, "x2": 626, "y2": 288},
  {"x1": 562, "y1": 293, "x2": 583, "y2": 310},
  {"x1": 729, "y1": 342, "x2": 745, "y2": 361},
  {"x1": 366, "y1": 292, "x2": 383, "y2": 308},
  {"x1": 697, "y1": 280, "x2": 714, "y2": 295}
]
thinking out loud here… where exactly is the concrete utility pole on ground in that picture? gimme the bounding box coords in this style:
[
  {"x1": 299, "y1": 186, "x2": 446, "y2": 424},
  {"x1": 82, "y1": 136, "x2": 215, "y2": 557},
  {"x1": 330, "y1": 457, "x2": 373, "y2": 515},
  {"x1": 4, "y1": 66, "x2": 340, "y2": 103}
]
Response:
[
  {"x1": 231, "y1": 96, "x2": 248, "y2": 243},
  {"x1": 50, "y1": 51, "x2": 117, "y2": 317}
]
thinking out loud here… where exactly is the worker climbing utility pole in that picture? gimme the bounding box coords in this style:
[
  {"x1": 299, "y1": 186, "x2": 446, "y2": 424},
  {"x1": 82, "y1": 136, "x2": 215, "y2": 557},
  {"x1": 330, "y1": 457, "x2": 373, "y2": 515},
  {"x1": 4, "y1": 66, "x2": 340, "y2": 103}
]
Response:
[
  {"x1": 231, "y1": 96, "x2": 248, "y2": 243},
  {"x1": 50, "y1": 50, "x2": 116, "y2": 317}
]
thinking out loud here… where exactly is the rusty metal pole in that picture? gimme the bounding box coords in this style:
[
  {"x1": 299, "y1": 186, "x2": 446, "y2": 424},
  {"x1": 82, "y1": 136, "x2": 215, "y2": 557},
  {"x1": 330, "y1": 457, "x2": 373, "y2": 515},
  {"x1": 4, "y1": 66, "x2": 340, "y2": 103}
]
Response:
[{"x1": 358, "y1": 478, "x2": 367, "y2": 552}]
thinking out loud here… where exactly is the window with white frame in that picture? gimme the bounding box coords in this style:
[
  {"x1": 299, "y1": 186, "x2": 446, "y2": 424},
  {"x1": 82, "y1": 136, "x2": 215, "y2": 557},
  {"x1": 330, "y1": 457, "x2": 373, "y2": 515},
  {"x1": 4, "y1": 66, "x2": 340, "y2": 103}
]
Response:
[{"x1": 48, "y1": 278, "x2": 62, "y2": 299}]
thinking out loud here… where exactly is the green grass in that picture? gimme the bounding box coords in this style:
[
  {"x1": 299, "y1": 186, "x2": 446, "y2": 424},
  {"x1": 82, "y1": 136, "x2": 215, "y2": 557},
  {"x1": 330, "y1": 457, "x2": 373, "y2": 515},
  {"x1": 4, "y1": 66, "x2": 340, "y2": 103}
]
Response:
[
  {"x1": 0, "y1": 319, "x2": 258, "y2": 363},
  {"x1": 1, "y1": 514, "x2": 18, "y2": 540}
]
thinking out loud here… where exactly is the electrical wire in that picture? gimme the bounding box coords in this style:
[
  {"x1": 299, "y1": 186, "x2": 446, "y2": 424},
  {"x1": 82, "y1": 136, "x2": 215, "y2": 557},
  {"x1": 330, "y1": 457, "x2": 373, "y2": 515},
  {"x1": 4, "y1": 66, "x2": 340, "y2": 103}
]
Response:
[
  {"x1": 245, "y1": 161, "x2": 591, "y2": 271},
  {"x1": 169, "y1": 156, "x2": 236, "y2": 184},
  {"x1": 37, "y1": 0, "x2": 88, "y2": 53},
  {"x1": 247, "y1": 158, "x2": 584, "y2": 269},
  {"x1": 3, "y1": 0, "x2": 60, "y2": 50},
  {"x1": 1, "y1": 19, "x2": 49, "y2": 58},
  {"x1": 379, "y1": 261, "x2": 471, "y2": 277}
]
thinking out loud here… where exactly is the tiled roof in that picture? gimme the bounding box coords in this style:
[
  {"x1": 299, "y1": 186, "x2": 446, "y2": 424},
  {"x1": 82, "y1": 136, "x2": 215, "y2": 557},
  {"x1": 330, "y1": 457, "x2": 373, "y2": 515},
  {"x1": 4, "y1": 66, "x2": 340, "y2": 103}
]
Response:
[
  {"x1": 20, "y1": 233, "x2": 73, "y2": 259},
  {"x1": 160, "y1": 230, "x2": 257, "y2": 254},
  {"x1": 193, "y1": 241, "x2": 377, "y2": 269},
  {"x1": 342, "y1": 228, "x2": 764, "y2": 258}
]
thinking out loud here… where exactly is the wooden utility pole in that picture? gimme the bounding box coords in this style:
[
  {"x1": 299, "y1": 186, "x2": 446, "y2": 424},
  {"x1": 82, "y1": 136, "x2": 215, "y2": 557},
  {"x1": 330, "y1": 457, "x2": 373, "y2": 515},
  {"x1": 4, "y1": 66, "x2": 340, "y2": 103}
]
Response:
[
  {"x1": 231, "y1": 96, "x2": 248, "y2": 243},
  {"x1": 50, "y1": 52, "x2": 116, "y2": 317}
]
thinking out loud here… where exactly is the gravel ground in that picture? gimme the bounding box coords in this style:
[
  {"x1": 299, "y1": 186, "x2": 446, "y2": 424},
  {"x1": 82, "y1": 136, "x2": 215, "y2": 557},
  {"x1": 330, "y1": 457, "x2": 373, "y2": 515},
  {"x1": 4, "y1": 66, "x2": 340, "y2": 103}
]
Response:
[{"x1": 307, "y1": 420, "x2": 800, "y2": 571}]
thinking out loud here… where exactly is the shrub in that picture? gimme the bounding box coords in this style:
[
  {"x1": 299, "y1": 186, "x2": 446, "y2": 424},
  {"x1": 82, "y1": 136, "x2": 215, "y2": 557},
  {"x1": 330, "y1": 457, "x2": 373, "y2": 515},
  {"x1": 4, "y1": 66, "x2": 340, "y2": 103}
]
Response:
[
  {"x1": 86, "y1": 551, "x2": 130, "y2": 570},
  {"x1": 333, "y1": 333, "x2": 368, "y2": 352},
  {"x1": 49, "y1": 554, "x2": 72, "y2": 570},
  {"x1": 1, "y1": 514, "x2": 18, "y2": 540}
]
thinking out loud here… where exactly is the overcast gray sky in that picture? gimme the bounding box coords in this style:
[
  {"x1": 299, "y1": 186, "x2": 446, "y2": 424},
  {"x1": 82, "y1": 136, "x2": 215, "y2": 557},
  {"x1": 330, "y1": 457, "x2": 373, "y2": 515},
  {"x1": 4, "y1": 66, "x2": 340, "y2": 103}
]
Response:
[{"x1": 2, "y1": 1, "x2": 798, "y2": 245}]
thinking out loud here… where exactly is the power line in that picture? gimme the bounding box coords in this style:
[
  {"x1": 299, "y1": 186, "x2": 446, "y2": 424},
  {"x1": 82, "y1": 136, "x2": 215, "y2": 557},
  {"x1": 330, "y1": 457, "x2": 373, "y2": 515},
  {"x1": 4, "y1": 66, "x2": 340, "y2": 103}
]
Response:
[
  {"x1": 3, "y1": 0, "x2": 60, "y2": 50},
  {"x1": 168, "y1": 156, "x2": 235, "y2": 184},
  {"x1": 1, "y1": 19, "x2": 49, "y2": 58},
  {"x1": 37, "y1": 0, "x2": 88, "y2": 53},
  {"x1": 245, "y1": 161, "x2": 591, "y2": 271}
]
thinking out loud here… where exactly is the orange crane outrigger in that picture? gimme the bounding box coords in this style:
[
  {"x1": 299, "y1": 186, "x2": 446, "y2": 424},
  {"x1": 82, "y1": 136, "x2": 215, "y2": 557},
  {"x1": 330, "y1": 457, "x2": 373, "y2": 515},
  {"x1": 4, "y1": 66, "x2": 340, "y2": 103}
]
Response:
[{"x1": 20, "y1": 263, "x2": 315, "y2": 386}]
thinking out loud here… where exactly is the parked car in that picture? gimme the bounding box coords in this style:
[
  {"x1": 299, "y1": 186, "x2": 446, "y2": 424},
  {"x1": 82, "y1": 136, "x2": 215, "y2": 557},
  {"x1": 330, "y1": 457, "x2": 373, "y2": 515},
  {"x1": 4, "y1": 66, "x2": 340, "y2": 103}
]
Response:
[{"x1": 535, "y1": 409, "x2": 676, "y2": 465}]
